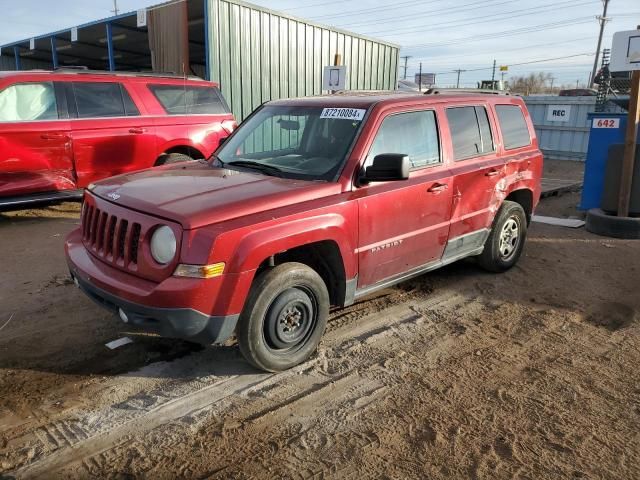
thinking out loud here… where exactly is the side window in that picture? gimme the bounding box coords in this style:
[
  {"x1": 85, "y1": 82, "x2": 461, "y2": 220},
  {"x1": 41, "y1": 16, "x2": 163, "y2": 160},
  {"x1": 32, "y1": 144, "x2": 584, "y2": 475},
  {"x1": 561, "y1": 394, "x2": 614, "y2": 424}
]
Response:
[
  {"x1": 149, "y1": 85, "x2": 229, "y2": 115},
  {"x1": 475, "y1": 106, "x2": 494, "y2": 154},
  {"x1": 73, "y1": 82, "x2": 127, "y2": 118},
  {"x1": 0, "y1": 82, "x2": 58, "y2": 122},
  {"x1": 495, "y1": 105, "x2": 531, "y2": 150},
  {"x1": 446, "y1": 106, "x2": 494, "y2": 160},
  {"x1": 365, "y1": 110, "x2": 440, "y2": 170}
]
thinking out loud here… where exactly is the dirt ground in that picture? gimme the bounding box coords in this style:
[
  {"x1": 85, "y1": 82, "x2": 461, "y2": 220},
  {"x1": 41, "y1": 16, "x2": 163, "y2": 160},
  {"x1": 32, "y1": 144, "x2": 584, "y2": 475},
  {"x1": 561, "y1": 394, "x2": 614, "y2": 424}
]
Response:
[{"x1": 1, "y1": 167, "x2": 639, "y2": 479}]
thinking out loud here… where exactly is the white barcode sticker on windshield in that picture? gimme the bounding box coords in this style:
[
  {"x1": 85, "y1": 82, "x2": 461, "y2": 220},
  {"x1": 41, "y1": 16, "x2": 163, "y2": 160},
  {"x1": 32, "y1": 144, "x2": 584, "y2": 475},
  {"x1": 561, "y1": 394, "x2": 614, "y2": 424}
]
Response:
[{"x1": 320, "y1": 108, "x2": 366, "y2": 121}]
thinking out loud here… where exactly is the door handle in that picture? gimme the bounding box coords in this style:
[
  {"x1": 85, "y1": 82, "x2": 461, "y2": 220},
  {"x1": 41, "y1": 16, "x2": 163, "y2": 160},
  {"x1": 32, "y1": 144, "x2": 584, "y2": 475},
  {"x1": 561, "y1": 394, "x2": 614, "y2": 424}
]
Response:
[
  {"x1": 41, "y1": 133, "x2": 69, "y2": 140},
  {"x1": 129, "y1": 127, "x2": 146, "y2": 134},
  {"x1": 427, "y1": 183, "x2": 448, "y2": 193},
  {"x1": 485, "y1": 169, "x2": 500, "y2": 177}
]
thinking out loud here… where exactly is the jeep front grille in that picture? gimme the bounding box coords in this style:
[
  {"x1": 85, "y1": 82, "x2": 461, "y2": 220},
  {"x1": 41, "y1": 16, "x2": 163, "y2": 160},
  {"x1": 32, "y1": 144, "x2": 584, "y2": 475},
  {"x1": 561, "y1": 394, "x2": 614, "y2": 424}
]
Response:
[{"x1": 81, "y1": 204, "x2": 141, "y2": 266}]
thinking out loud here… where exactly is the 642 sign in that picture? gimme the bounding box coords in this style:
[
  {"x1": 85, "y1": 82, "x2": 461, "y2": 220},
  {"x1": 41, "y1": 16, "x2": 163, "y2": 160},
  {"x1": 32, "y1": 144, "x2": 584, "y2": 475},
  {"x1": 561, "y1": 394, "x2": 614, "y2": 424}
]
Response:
[{"x1": 593, "y1": 118, "x2": 620, "y2": 129}]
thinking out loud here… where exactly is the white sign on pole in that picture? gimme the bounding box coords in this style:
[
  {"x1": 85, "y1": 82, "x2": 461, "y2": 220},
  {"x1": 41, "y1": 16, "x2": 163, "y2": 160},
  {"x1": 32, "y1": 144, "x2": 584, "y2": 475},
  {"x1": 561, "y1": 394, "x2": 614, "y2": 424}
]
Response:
[
  {"x1": 137, "y1": 9, "x2": 147, "y2": 28},
  {"x1": 323, "y1": 65, "x2": 347, "y2": 91},
  {"x1": 610, "y1": 29, "x2": 640, "y2": 72},
  {"x1": 29, "y1": 38, "x2": 35, "y2": 50},
  {"x1": 71, "y1": 27, "x2": 78, "y2": 42},
  {"x1": 546, "y1": 105, "x2": 572, "y2": 122}
]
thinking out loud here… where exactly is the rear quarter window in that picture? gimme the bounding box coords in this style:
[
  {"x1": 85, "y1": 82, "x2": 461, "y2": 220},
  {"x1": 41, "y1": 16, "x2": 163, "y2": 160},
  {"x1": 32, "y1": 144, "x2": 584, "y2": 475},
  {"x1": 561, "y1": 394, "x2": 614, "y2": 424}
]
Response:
[
  {"x1": 495, "y1": 105, "x2": 531, "y2": 150},
  {"x1": 149, "y1": 85, "x2": 229, "y2": 115}
]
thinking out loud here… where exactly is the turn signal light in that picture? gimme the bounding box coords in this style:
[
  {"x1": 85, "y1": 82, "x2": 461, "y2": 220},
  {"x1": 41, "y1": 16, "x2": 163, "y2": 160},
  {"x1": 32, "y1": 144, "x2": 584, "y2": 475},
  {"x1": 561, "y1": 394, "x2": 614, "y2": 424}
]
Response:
[{"x1": 173, "y1": 262, "x2": 225, "y2": 278}]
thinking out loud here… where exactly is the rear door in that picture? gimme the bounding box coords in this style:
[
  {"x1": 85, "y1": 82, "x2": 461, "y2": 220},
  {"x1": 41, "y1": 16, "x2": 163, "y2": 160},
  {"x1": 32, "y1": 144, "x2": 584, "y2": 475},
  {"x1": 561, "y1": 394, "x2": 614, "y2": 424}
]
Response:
[
  {"x1": 445, "y1": 104, "x2": 506, "y2": 242},
  {"x1": 147, "y1": 84, "x2": 235, "y2": 157},
  {"x1": 0, "y1": 81, "x2": 73, "y2": 197},
  {"x1": 356, "y1": 108, "x2": 453, "y2": 289},
  {"x1": 67, "y1": 81, "x2": 156, "y2": 187}
]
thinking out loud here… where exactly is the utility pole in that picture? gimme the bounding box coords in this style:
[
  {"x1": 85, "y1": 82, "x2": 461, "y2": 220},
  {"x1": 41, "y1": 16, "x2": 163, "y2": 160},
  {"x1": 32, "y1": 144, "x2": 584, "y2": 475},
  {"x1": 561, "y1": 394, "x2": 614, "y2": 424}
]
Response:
[
  {"x1": 491, "y1": 59, "x2": 497, "y2": 89},
  {"x1": 112, "y1": 0, "x2": 119, "y2": 16},
  {"x1": 590, "y1": 0, "x2": 610, "y2": 88},
  {"x1": 576, "y1": 79, "x2": 580, "y2": 89},
  {"x1": 400, "y1": 55, "x2": 411, "y2": 80},
  {"x1": 418, "y1": 62, "x2": 423, "y2": 91},
  {"x1": 549, "y1": 76, "x2": 556, "y2": 94},
  {"x1": 454, "y1": 69, "x2": 465, "y2": 88}
]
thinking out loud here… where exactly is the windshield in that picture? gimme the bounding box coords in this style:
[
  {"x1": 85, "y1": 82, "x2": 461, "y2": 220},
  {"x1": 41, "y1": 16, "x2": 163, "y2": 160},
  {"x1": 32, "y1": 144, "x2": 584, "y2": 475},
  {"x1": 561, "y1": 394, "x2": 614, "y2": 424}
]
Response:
[{"x1": 216, "y1": 105, "x2": 366, "y2": 181}]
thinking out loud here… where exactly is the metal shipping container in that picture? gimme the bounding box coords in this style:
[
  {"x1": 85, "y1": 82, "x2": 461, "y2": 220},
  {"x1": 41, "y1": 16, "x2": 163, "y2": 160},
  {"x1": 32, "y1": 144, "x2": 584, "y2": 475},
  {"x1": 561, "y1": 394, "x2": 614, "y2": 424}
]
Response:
[
  {"x1": 523, "y1": 96, "x2": 625, "y2": 162},
  {"x1": 205, "y1": 0, "x2": 399, "y2": 120}
]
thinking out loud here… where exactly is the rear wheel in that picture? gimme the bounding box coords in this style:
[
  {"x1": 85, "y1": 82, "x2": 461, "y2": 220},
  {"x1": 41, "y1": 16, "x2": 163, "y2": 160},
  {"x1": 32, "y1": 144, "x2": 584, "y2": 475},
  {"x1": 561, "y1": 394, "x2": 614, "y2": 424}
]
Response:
[
  {"x1": 477, "y1": 201, "x2": 527, "y2": 272},
  {"x1": 155, "y1": 152, "x2": 194, "y2": 165},
  {"x1": 237, "y1": 263, "x2": 330, "y2": 372}
]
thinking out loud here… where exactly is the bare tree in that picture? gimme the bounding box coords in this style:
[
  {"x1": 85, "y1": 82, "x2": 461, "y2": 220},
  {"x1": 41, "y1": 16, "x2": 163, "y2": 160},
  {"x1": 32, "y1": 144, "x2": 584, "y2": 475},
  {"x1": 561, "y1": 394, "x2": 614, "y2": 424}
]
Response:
[{"x1": 508, "y1": 72, "x2": 554, "y2": 95}]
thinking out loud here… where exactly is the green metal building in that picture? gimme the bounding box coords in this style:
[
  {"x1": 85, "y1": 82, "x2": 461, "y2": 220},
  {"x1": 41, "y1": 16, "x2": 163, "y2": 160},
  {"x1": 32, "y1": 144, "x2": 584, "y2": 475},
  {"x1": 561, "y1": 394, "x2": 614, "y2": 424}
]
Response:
[{"x1": 0, "y1": 0, "x2": 399, "y2": 120}]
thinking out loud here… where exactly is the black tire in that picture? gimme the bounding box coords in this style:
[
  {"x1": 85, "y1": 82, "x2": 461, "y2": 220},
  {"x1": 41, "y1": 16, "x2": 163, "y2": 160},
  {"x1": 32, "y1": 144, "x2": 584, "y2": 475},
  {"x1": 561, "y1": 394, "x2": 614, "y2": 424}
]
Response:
[
  {"x1": 237, "y1": 262, "x2": 330, "y2": 372},
  {"x1": 477, "y1": 201, "x2": 527, "y2": 272},
  {"x1": 155, "y1": 152, "x2": 194, "y2": 166},
  {"x1": 586, "y1": 208, "x2": 640, "y2": 239}
]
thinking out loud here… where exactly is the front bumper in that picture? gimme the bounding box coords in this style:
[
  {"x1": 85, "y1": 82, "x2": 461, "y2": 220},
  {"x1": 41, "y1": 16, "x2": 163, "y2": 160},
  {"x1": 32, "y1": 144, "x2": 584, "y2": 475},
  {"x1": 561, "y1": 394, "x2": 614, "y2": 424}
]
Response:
[
  {"x1": 65, "y1": 228, "x2": 252, "y2": 344},
  {"x1": 71, "y1": 271, "x2": 238, "y2": 344}
]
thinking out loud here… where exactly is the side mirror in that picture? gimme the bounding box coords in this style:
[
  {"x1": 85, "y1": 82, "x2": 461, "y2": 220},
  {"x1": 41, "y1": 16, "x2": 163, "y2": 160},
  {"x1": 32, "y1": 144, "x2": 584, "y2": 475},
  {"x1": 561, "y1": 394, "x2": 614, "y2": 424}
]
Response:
[{"x1": 362, "y1": 154, "x2": 411, "y2": 183}]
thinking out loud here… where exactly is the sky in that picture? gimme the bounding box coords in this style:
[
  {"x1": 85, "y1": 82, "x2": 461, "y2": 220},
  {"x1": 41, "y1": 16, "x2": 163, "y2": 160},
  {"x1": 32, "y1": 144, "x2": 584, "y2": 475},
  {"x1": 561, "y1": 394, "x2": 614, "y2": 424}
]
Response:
[{"x1": 0, "y1": 0, "x2": 638, "y2": 88}]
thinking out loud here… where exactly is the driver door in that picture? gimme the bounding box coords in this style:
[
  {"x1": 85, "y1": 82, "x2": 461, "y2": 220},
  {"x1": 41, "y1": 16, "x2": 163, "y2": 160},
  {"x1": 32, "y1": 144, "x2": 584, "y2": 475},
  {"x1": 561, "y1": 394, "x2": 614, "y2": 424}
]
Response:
[{"x1": 356, "y1": 108, "x2": 453, "y2": 288}]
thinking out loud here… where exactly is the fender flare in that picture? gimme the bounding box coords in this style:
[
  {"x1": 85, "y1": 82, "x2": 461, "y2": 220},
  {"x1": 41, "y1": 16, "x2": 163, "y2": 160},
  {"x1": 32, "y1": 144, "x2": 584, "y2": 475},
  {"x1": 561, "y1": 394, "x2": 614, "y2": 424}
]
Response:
[{"x1": 225, "y1": 213, "x2": 356, "y2": 277}]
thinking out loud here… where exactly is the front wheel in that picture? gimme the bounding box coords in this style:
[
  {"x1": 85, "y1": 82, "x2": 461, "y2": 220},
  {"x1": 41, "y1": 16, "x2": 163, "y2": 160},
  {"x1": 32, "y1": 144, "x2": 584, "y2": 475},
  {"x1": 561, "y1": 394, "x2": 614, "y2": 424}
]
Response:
[
  {"x1": 477, "y1": 201, "x2": 527, "y2": 272},
  {"x1": 237, "y1": 262, "x2": 330, "y2": 372}
]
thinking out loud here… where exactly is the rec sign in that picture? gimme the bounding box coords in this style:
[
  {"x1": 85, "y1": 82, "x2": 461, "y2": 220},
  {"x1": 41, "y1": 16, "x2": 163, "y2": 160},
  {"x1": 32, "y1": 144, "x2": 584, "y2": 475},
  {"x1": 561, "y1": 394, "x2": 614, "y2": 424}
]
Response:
[{"x1": 546, "y1": 105, "x2": 572, "y2": 122}]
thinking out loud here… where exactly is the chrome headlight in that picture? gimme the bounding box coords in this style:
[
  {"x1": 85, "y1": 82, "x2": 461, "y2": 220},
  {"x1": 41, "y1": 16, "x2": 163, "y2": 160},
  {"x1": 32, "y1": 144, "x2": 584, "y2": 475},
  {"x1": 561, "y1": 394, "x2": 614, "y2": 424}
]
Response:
[{"x1": 150, "y1": 226, "x2": 176, "y2": 264}]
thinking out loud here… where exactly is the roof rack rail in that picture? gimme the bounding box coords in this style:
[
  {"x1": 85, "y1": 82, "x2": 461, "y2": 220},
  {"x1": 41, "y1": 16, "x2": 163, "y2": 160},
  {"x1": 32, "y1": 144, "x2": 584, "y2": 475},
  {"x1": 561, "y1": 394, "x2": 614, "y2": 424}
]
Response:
[
  {"x1": 424, "y1": 88, "x2": 512, "y2": 95},
  {"x1": 52, "y1": 67, "x2": 205, "y2": 81}
]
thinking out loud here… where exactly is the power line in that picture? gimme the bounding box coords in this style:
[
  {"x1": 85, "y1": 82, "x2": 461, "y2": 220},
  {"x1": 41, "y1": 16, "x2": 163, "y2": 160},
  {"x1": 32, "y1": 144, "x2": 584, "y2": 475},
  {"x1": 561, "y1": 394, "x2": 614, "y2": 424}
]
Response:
[
  {"x1": 359, "y1": 0, "x2": 598, "y2": 37},
  {"x1": 408, "y1": 36, "x2": 604, "y2": 65},
  {"x1": 403, "y1": 17, "x2": 595, "y2": 50},
  {"x1": 281, "y1": 0, "x2": 355, "y2": 11},
  {"x1": 335, "y1": 0, "x2": 512, "y2": 28},
  {"x1": 428, "y1": 53, "x2": 594, "y2": 77},
  {"x1": 308, "y1": 0, "x2": 444, "y2": 21}
]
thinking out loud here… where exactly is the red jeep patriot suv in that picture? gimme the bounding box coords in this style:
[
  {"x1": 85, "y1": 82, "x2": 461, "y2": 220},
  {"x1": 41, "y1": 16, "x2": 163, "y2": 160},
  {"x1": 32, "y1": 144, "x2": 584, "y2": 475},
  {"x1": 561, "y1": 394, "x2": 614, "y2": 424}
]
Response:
[
  {"x1": 66, "y1": 92, "x2": 542, "y2": 372},
  {"x1": 0, "y1": 69, "x2": 235, "y2": 207}
]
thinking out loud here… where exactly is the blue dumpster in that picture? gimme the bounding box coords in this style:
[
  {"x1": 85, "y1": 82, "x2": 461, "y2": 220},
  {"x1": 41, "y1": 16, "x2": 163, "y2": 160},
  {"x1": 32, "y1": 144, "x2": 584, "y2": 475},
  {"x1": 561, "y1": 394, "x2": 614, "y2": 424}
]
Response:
[{"x1": 580, "y1": 112, "x2": 639, "y2": 210}]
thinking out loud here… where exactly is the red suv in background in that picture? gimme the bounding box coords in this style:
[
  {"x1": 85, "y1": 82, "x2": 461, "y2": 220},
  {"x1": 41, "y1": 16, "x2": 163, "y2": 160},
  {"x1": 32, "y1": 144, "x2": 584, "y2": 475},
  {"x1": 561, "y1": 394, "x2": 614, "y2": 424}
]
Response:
[{"x1": 0, "y1": 69, "x2": 235, "y2": 207}]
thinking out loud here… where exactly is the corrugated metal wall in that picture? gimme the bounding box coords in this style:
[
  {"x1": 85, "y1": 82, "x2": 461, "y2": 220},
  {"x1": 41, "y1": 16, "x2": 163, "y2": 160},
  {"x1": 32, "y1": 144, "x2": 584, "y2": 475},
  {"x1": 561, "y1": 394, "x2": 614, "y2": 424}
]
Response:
[
  {"x1": 206, "y1": 0, "x2": 399, "y2": 120},
  {"x1": 523, "y1": 96, "x2": 625, "y2": 162}
]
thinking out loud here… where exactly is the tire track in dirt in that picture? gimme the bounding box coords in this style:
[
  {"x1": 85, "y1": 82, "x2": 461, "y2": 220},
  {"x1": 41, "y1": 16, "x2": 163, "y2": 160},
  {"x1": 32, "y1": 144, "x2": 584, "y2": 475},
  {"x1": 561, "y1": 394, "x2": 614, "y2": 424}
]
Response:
[{"x1": 11, "y1": 289, "x2": 472, "y2": 479}]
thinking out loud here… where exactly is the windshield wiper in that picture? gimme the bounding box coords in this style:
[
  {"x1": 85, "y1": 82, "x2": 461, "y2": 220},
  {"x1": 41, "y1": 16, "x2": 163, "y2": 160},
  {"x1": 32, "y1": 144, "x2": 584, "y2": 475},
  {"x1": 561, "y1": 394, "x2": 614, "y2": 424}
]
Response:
[{"x1": 226, "y1": 160, "x2": 284, "y2": 177}]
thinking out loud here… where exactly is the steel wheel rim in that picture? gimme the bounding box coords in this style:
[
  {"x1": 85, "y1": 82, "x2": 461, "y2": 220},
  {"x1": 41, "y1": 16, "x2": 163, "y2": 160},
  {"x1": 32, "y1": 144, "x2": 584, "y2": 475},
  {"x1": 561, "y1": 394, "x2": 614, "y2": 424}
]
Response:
[
  {"x1": 498, "y1": 216, "x2": 520, "y2": 260},
  {"x1": 263, "y1": 286, "x2": 318, "y2": 353}
]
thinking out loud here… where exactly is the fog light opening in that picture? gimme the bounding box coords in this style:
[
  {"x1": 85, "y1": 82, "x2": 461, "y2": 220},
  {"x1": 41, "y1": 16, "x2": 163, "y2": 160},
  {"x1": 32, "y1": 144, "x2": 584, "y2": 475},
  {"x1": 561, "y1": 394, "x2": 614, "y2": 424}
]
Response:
[{"x1": 118, "y1": 308, "x2": 129, "y2": 323}]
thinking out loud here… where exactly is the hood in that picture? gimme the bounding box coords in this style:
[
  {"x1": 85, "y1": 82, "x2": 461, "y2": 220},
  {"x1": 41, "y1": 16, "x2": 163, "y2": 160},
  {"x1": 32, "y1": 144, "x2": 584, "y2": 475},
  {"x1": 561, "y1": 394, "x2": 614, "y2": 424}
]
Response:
[{"x1": 91, "y1": 161, "x2": 341, "y2": 229}]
